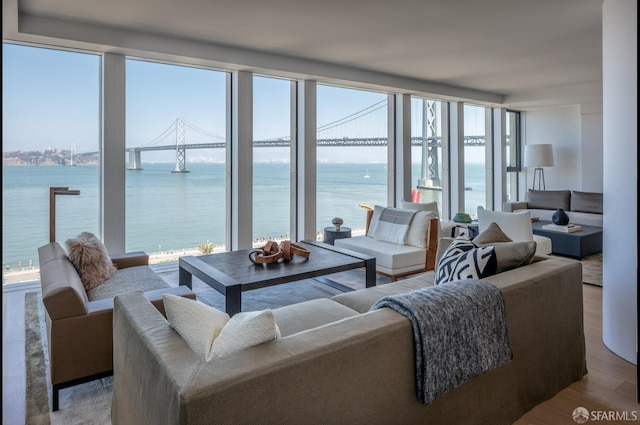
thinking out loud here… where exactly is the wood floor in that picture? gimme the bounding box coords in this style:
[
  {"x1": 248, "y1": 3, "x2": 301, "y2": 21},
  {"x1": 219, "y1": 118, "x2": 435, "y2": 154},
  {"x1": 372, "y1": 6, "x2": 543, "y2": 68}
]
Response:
[{"x1": 2, "y1": 281, "x2": 637, "y2": 425}]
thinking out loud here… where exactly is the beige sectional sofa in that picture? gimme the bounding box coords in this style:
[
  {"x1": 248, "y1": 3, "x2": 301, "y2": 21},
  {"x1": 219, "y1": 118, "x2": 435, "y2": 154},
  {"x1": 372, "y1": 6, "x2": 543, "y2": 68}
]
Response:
[
  {"x1": 111, "y1": 255, "x2": 587, "y2": 425},
  {"x1": 504, "y1": 189, "x2": 603, "y2": 227}
]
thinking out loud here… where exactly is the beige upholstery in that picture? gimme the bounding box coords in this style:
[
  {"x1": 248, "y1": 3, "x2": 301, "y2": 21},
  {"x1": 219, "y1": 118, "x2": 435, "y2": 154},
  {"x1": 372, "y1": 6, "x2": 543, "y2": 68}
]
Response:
[
  {"x1": 111, "y1": 256, "x2": 586, "y2": 425},
  {"x1": 38, "y1": 241, "x2": 195, "y2": 411}
]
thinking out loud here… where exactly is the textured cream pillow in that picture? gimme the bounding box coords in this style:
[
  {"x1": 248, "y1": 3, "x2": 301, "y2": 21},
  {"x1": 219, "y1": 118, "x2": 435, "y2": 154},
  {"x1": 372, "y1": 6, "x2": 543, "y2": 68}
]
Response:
[
  {"x1": 210, "y1": 309, "x2": 281, "y2": 358},
  {"x1": 65, "y1": 232, "x2": 117, "y2": 291},
  {"x1": 163, "y1": 294, "x2": 230, "y2": 362}
]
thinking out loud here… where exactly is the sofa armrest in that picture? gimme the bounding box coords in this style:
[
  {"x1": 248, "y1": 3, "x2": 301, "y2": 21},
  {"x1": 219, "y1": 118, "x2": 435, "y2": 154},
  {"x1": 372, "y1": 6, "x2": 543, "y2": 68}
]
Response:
[
  {"x1": 503, "y1": 201, "x2": 528, "y2": 212},
  {"x1": 110, "y1": 251, "x2": 149, "y2": 269}
]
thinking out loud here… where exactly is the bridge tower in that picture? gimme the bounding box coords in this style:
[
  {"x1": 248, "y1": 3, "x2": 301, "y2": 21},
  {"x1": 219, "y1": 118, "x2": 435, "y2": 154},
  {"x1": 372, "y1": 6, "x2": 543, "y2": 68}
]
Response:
[
  {"x1": 69, "y1": 144, "x2": 76, "y2": 166},
  {"x1": 172, "y1": 117, "x2": 190, "y2": 173},
  {"x1": 418, "y1": 100, "x2": 441, "y2": 189},
  {"x1": 127, "y1": 148, "x2": 143, "y2": 170}
]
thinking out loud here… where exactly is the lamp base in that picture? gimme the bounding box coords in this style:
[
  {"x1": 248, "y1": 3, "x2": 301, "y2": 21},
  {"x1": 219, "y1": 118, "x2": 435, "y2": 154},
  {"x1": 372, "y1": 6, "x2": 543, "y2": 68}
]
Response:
[{"x1": 531, "y1": 167, "x2": 546, "y2": 191}]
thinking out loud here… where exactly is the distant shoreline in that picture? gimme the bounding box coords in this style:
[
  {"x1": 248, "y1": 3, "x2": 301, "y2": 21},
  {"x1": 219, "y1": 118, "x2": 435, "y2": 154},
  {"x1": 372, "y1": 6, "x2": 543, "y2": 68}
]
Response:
[{"x1": 3, "y1": 230, "x2": 367, "y2": 285}]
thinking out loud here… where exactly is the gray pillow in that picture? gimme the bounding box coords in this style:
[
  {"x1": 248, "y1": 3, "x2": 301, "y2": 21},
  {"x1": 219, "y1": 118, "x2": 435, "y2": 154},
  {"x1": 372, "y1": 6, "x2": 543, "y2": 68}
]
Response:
[
  {"x1": 473, "y1": 222, "x2": 512, "y2": 245},
  {"x1": 470, "y1": 222, "x2": 536, "y2": 273},
  {"x1": 526, "y1": 190, "x2": 570, "y2": 210},
  {"x1": 476, "y1": 241, "x2": 537, "y2": 273},
  {"x1": 571, "y1": 191, "x2": 603, "y2": 214}
]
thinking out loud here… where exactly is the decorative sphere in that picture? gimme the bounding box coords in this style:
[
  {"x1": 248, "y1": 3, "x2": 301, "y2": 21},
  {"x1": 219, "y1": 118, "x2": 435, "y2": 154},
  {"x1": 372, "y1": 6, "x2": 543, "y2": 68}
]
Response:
[{"x1": 332, "y1": 217, "x2": 344, "y2": 230}]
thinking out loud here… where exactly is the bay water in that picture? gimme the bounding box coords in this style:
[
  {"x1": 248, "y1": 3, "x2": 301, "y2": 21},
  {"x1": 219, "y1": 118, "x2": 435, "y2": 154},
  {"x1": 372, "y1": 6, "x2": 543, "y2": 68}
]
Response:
[{"x1": 2, "y1": 162, "x2": 486, "y2": 271}]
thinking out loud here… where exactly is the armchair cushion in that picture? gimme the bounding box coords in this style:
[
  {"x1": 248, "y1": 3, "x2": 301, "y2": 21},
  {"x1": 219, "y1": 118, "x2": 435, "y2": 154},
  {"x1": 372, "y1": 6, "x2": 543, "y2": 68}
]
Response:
[
  {"x1": 399, "y1": 200, "x2": 439, "y2": 215},
  {"x1": 87, "y1": 265, "x2": 172, "y2": 301},
  {"x1": 65, "y1": 232, "x2": 117, "y2": 291},
  {"x1": 406, "y1": 211, "x2": 439, "y2": 248}
]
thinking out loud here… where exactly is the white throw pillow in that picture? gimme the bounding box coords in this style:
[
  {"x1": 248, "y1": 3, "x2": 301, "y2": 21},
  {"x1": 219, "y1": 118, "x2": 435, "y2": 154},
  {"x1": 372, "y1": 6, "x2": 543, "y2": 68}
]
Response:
[
  {"x1": 405, "y1": 210, "x2": 439, "y2": 248},
  {"x1": 163, "y1": 294, "x2": 230, "y2": 362},
  {"x1": 210, "y1": 309, "x2": 281, "y2": 358},
  {"x1": 477, "y1": 206, "x2": 533, "y2": 242},
  {"x1": 399, "y1": 200, "x2": 439, "y2": 216},
  {"x1": 163, "y1": 295, "x2": 281, "y2": 361}
]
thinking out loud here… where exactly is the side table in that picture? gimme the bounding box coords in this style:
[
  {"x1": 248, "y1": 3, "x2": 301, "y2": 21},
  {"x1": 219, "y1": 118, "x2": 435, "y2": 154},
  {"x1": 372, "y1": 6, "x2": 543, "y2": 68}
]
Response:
[
  {"x1": 441, "y1": 220, "x2": 479, "y2": 238},
  {"x1": 323, "y1": 227, "x2": 352, "y2": 245}
]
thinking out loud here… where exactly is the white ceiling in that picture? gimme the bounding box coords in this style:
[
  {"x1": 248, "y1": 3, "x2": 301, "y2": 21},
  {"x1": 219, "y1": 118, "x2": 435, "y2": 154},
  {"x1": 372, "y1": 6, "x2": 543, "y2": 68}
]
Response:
[{"x1": 6, "y1": 0, "x2": 604, "y2": 101}]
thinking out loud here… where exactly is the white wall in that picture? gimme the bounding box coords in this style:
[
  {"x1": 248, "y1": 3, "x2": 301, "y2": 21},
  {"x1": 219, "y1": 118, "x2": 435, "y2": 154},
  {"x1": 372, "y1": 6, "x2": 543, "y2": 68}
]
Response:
[
  {"x1": 522, "y1": 105, "x2": 583, "y2": 191},
  {"x1": 580, "y1": 104, "x2": 604, "y2": 192},
  {"x1": 602, "y1": 0, "x2": 637, "y2": 365}
]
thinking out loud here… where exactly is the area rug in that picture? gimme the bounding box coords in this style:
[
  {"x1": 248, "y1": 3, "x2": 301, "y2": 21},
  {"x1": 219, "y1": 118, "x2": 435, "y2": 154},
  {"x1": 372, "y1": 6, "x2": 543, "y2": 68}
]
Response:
[
  {"x1": 24, "y1": 269, "x2": 390, "y2": 424},
  {"x1": 580, "y1": 253, "x2": 602, "y2": 286}
]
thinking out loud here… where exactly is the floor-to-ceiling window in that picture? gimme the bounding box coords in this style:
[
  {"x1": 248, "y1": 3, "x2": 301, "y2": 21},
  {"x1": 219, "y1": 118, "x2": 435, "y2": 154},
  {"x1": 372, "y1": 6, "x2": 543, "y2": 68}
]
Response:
[
  {"x1": 2, "y1": 44, "x2": 100, "y2": 284},
  {"x1": 463, "y1": 104, "x2": 487, "y2": 217},
  {"x1": 316, "y1": 85, "x2": 388, "y2": 237},
  {"x1": 125, "y1": 59, "x2": 227, "y2": 261},
  {"x1": 411, "y1": 97, "x2": 444, "y2": 216},
  {"x1": 506, "y1": 110, "x2": 521, "y2": 202},
  {"x1": 253, "y1": 76, "x2": 291, "y2": 244}
]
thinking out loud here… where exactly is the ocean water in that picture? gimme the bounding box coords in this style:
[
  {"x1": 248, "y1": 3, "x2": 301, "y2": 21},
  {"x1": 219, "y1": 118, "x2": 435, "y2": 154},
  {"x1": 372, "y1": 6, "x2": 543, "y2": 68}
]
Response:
[{"x1": 2, "y1": 162, "x2": 486, "y2": 270}]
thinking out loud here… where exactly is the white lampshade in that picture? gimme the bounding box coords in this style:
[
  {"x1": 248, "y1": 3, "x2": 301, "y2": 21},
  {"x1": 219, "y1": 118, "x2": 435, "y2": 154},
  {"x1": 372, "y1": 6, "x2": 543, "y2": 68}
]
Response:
[{"x1": 524, "y1": 144, "x2": 554, "y2": 167}]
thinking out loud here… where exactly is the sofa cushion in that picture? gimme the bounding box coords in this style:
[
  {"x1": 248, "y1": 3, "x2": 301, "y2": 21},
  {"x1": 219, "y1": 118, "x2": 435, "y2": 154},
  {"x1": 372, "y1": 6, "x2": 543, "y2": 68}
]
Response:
[
  {"x1": 526, "y1": 190, "x2": 570, "y2": 210},
  {"x1": 87, "y1": 265, "x2": 171, "y2": 301},
  {"x1": 332, "y1": 273, "x2": 435, "y2": 313},
  {"x1": 434, "y1": 235, "x2": 497, "y2": 285},
  {"x1": 334, "y1": 236, "x2": 426, "y2": 270},
  {"x1": 571, "y1": 191, "x2": 603, "y2": 214},
  {"x1": 272, "y1": 298, "x2": 359, "y2": 337},
  {"x1": 163, "y1": 294, "x2": 230, "y2": 362},
  {"x1": 65, "y1": 232, "x2": 117, "y2": 291}
]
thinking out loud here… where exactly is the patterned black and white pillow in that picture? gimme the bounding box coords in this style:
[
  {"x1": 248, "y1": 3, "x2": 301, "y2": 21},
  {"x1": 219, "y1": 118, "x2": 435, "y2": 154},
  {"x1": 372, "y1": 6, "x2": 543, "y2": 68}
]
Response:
[{"x1": 435, "y1": 235, "x2": 497, "y2": 285}]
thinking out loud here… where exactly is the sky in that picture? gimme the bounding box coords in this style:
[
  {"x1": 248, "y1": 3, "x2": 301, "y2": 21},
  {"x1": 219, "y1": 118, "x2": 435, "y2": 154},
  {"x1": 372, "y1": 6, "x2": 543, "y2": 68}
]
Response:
[{"x1": 3, "y1": 43, "x2": 487, "y2": 163}]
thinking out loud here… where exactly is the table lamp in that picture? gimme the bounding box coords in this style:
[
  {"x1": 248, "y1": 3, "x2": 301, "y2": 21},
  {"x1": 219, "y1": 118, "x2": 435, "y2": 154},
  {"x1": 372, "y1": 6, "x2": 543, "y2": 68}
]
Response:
[{"x1": 524, "y1": 144, "x2": 554, "y2": 190}]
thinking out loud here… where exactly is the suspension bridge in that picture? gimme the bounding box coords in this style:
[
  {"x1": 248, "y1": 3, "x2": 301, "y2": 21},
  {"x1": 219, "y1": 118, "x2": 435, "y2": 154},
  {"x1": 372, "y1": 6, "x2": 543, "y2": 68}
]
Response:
[{"x1": 75, "y1": 100, "x2": 492, "y2": 187}]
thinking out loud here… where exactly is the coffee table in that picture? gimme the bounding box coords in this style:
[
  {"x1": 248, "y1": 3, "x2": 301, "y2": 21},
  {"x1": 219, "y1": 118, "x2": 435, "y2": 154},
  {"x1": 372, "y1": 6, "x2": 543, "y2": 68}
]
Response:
[
  {"x1": 532, "y1": 220, "x2": 603, "y2": 260},
  {"x1": 178, "y1": 240, "x2": 376, "y2": 315}
]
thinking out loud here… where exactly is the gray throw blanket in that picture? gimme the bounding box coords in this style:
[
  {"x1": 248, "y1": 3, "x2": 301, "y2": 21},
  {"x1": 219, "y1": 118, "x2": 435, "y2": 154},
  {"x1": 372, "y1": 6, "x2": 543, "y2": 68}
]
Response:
[{"x1": 370, "y1": 279, "x2": 512, "y2": 404}]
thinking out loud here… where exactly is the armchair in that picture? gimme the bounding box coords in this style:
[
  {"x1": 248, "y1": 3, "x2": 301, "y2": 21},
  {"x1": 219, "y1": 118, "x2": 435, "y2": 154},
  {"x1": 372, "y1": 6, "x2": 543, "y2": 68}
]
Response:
[
  {"x1": 334, "y1": 203, "x2": 439, "y2": 281},
  {"x1": 37, "y1": 241, "x2": 195, "y2": 411}
]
